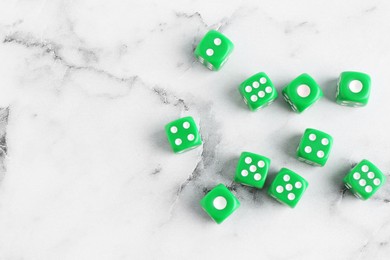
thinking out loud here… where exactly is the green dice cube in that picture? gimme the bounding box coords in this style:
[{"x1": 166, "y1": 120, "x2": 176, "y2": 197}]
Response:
[
  {"x1": 165, "y1": 116, "x2": 202, "y2": 153},
  {"x1": 343, "y1": 160, "x2": 386, "y2": 200},
  {"x1": 297, "y1": 128, "x2": 333, "y2": 166},
  {"x1": 234, "y1": 152, "x2": 270, "y2": 189},
  {"x1": 238, "y1": 72, "x2": 278, "y2": 111},
  {"x1": 194, "y1": 30, "x2": 234, "y2": 71},
  {"x1": 282, "y1": 73, "x2": 323, "y2": 113},
  {"x1": 268, "y1": 168, "x2": 309, "y2": 208},
  {"x1": 200, "y1": 184, "x2": 240, "y2": 224},
  {"x1": 336, "y1": 71, "x2": 371, "y2": 107}
]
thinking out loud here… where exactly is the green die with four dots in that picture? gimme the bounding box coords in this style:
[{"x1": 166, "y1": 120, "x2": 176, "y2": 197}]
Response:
[
  {"x1": 165, "y1": 116, "x2": 202, "y2": 153},
  {"x1": 238, "y1": 72, "x2": 278, "y2": 111},
  {"x1": 234, "y1": 152, "x2": 270, "y2": 189},
  {"x1": 336, "y1": 71, "x2": 371, "y2": 107},
  {"x1": 282, "y1": 73, "x2": 323, "y2": 113},
  {"x1": 268, "y1": 168, "x2": 309, "y2": 208},
  {"x1": 200, "y1": 184, "x2": 240, "y2": 224},
  {"x1": 194, "y1": 30, "x2": 234, "y2": 71},
  {"x1": 343, "y1": 159, "x2": 386, "y2": 200},
  {"x1": 297, "y1": 128, "x2": 333, "y2": 166}
]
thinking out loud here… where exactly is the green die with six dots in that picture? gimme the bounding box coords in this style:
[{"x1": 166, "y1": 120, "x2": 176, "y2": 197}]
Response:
[
  {"x1": 165, "y1": 116, "x2": 202, "y2": 153},
  {"x1": 297, "y1": 128, "x2": 333, "y2": 166},
  {"x1": 336, "y1": 71, "x2": 371, "y2": 107},
  {"x1": 234, "y1": 152, "x2": 270, "y2": 189}
]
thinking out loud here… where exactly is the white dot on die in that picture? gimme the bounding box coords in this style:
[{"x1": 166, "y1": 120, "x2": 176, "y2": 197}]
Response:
[
  {"x1": 295, "y1": 182, "x2": 302, "y2": 189},
  {"x1": 373, "y1": 178, "x2": 381, "y2": 186},
  {"x1": 359, "y1": 179, "x2": 366, "y2": 186},
  {"x1": 206, "y1": 49, "x2": 214, "y2": 56},
  {"x1": 365, "y1": 185, "x2": 373, "y2": 193},
  {"x1": 321, "y1": 138, "x2": 329, "y2": 145},
  {"x1": 241, "y1": 170, "x2": 248, "y2": 177},
  {"x1": 213, "y1": 196, "x2": 227, "y2": 210},
  {"x1": 245, "y1": 157, "x2": 252, "y2": 164},
  {"x1": 353, "y1": 172, "x2": 361, "y2": 180},
  {"x1": 317, "y1": 150, "x2": 325, "y2": 158},
  {"x1": 349, "y1": 80, "x2": 363, "y2": 93},
  {"x1": 253, "y1": 82, "x2": 260, "y2": 88},
  {"x1": 283, "y1": 175, "x2": 290, "y2": 182},
  {"x1": 258, "y1": 160, "x2": 265, "y2": 168},
  {"x1": 297, "y1": 84, "x2": 311, "y2": 98},
  {"x1": 254, "y1": 173, "x2": 261, "y2": 181},
  {"x1": 309, "y1": 134, "x2": 317, "y2": 141},
  {"x1": 245, "y1": 86, "x2": 252, "y2": 93},
  {"x1": 251, "y1": 95, "x2": 258, "y2": 102},
  {"x1": 288, "y1": 193, "x2": 295, "y2": 200},
  {"x1": 361, "y1": 165, "x2": 369, "y2": 172},
  {"x1": 175, "y1": 138, "x2": 182, "y2": 145},
  {"x1": 286, "y1": 184, "x2": 293, "y2": 191},
  {"x1": 214, "y1": 38, "x2": 221, "y2": 46},
  {"x1": 187, "y1": 134, "x2": 195, "y2": 141},
  {"x1": 304, "y1": 146, "x2": 312, "y2": 153},
  {"x1": 260, "y1": 77, "x2": 267, "y2": 84},
  {"x1": 265, "y1": 86, "x2": 272, "y2": 93},
  {"x1": 183, "y1": 122, "x2": 190, "y2": 129},
  {"x1": 367, "y1": 172, "x2": 375, "y2": 179},
  {"x1": 249, "y1": 165, "x2": 257, "y2": 172},
  {"x1": 276, "y1": 186, "x2": 284, "y2": 193},
  {"x1": 258, "y1": 91, "x2": 265, "y2": 98},
  {"x1": 170, "y1": 126, "x2": 178, "y2": 134}
]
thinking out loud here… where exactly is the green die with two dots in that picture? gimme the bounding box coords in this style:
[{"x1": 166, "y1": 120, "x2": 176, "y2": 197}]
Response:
[
  {"x1": 194, "y1": 30, "x2": 234, "y2": 71},
  {"x1": 343, "y1": 159, "x2": 386, "y2": 200},
  {"x1": 268, "y1": 168, "x2": 309, "y2": 208},
  {"x1": 200, "y1": 184, "x2": 240, "y2": 224},
  {"x1": 282, "y1": 73, "x2": 323, "y2": 113},
  {"x1": 297, "y1": 128, "x2": 333, "y2": 166},
  {"x1": 336, "y1": 71, "x2": 371, "y2": 107},
  {"x1": 234, "y1": 152, "x2": 270, "y2": 189},
  {"x1": 238, "y1": 72, "x2": 278, "y2": 111},
  {"x1": 165, "y1": 116, "x2": 202, "y2": 153}
]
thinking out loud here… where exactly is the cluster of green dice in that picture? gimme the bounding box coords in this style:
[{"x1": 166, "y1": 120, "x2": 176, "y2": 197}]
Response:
[{"x1": 164, "y1": 30, "x2": 386, "y2": 224}]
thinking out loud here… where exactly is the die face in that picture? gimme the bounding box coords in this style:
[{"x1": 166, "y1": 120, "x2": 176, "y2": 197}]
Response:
[
  {"x1": 297, "y1": 128, "x2": 333, "y2": 166},
  {"x1": 268, "y1": 168, "x2": 308, "y2": 208},
  {"x1": 165, "y1": 116, "x2": 202, "y2": 153},
  {"x1": 194, "y1": 30, "x2": 234, "y2": 71},
  {"x1": 282, "y1": 73, "x2": 323, "y2": 113},
  {"x1": 200, "y1": 184, "x2": 240, "y2": 224},
  {"x1": 336, "y1": 71, "x2": 371, "y2": 107},
  {"x1": 344, "y1": 160, "x2": 386, "y2": 200},
  {"x1": 238, "y1": 72, "x2": 278, "y2": 111},
  {"x1": 234, "y1": 152, "x2": 270, "y2": 189}
]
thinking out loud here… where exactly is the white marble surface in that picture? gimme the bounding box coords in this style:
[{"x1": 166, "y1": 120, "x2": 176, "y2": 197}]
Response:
[{"x1": 0, "y1": 0, "x2": 390, "y2": 259}]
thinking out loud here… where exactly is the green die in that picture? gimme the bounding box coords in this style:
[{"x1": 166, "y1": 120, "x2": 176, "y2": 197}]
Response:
[
  {"x1": 165, "y1": 116, "x2": 202, "y2": 153},
  {"x1": 343, "y1": 160, "x2": 386, "y2": 200},
  {"x1": 282, "y1": 73, "x2": 323, "y2": 113},
  {"x1": 200, "y1": 184, "x2": 240, "y2": 224},
  {"x1": 194, "y1": 30, "x2": 234, "y2": 71},
  {"x1": 336, "y1": 71, "x2": 371, "y2": 107},
  {"x1": 297, "y1": 128, "x2": 333, "y2": 166},
  {"x1": 268, "y1": 168, "x2": 309, "y2": 208},
  {"x1": 238, "y1": 72, "x2": 278, "y2": 111},
  {"x1": 234, "y1": 152, "x2": 270, "y2": 189}
]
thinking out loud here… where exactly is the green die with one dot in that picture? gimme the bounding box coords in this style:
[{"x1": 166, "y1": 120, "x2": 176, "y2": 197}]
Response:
[
  {"x1": 238, "y1": 72, "x2": 278, "y2": 111},
  {"x1": 268, "y1": 168, "x2": 309, "y2": 208},
  {"x1": 234, "y1": 152, "x2": 270, "y2": 189},
  {"x1": 200, "y1": 184, "x2": 240, "y2": 224},
  {"x1": 165, "y1": 116, "x2": 202, "y2": 153},
  {"x1": 194, "y1": 30, "x2": 234, "y2": 71},
  {"x1": 297, "y1": 128, "x2": 333, "y2": 166},
  {"x1": 282, "y1": 73, "x2": 323, "y2": 113},
  {"x1": 343, "y1": 159, "x2": 386, "y2": 200},
  {"x1": 336, "y1": 71, "x2": 371, "y2": 107}
]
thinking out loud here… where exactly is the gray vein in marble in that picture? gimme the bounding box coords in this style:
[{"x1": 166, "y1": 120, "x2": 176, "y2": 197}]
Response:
[{"x1": 0, "y1": 108, "x2": 9, "y2": 181}]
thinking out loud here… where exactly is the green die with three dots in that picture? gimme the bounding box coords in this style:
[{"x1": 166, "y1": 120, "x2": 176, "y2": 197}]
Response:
[
  {"x1": 238, "y1": 72, "x2": 278, "y2": 111},
  {"x1": 344, "y1": 159, "x2": 386, "y2": 200},
  {"x1": 268, "y1": 168, "x2": 309, "y2": 208},
  {"x1": 200, "y1": 184, "x2": 240, "y2": 224},
  {"x1": 297, "y1": 128, "x2": 333, "y2": 166},
  {"x1": 336, "y1": 71, "x2": 371, "y2": 107},
  {"x1": 194, "y1": 30, "x2": 234, "y2": 71},
  {"x1": 234, "y1": 152, "x2": 270, "y2": 189},
  {"x1": 165, "y1": 116, "x2": 202, "y2": 153},
  {"x1": 282, "y1": 73, "x2": 323, "y2": 113}
]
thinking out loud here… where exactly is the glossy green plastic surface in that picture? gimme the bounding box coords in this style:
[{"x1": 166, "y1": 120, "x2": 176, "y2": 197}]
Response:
[
  {"x1": 297, "y1": 128, "x2": 333, "y2": 166},
  {"x1": 234, "y1": 152, "x2": 270, "y2": 189},
  {"x1": 165, "y1": 116, "x2": 202, "y2": 153},
  {"x1": 336, "y1": 71, "x2": 371, "y2": 107}
]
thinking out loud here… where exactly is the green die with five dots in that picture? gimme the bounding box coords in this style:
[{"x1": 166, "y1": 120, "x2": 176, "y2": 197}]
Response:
[
  {"x1": 238, "y1": 72, "x2": 278, "y2": 111},
  {"x1": 336, "y1": 71, "x2": 371, "y2": 107},
  {"x1": 165, "y1": 116, "x2": 202, "y2": 153},
  {"x1": 268, "y1": 168, "x2": 309, "y2": 208},
  {"x1": 344, "y1": 159, "x2": 386, "y2": 200},
  {"x1": 234, "y1": 152, "x2": 270, "y2": 189},
  {"x1": 200, "y1": 184, "x2": 240, "y2": 224},
  {"x1": 282, "y1": 73, "x2": 323, "y2": 113},
  {"x1": 297, "y1": 128, "x2": 333, "y2": 166},
  {"x1": 194, "y1": 30, "x2": 234, "y2": 71}
]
